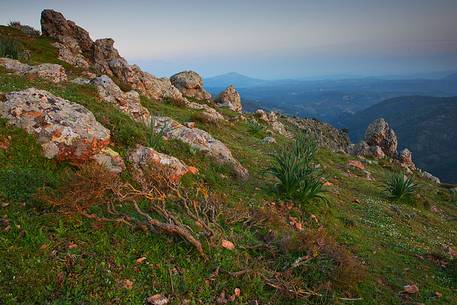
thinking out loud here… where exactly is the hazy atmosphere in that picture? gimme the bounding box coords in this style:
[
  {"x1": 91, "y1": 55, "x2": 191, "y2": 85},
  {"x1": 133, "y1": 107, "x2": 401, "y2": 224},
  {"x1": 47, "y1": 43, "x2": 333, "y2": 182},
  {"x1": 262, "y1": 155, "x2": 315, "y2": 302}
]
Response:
[{"x1": 1, "y1": 0, "x2": 457, "y2": 78}]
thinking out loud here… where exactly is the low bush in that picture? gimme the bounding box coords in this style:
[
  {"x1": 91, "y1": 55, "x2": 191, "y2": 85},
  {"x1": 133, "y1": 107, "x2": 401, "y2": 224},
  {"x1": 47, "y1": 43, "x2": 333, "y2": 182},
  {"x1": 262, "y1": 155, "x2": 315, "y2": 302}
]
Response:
[
  {"x1": 384, "y1": 173, "x2": 416, "y2": 200},
  {"x1": 267, "y1": 133, "x2": 326, "y2": 205}
]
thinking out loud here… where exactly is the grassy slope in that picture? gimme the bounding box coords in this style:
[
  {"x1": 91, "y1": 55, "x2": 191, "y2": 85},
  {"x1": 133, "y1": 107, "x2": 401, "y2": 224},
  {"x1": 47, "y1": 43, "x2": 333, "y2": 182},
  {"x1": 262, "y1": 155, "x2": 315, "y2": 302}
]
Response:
[{"x1": 1, "y1": 26, "x2": 457, "y2": 305}]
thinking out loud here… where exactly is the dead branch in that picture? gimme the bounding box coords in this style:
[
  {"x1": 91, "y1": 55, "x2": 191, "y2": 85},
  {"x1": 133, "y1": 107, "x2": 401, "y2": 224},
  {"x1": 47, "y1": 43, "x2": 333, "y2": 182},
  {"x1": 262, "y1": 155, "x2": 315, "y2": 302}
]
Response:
[{"x1": 133, "y1": 202, "x2": 207, "y2": 260}]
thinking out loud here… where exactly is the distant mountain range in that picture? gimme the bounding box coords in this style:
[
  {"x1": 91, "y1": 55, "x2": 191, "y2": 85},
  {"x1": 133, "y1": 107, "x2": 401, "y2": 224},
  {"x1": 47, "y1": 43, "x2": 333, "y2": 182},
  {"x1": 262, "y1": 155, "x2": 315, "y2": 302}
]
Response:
[
  {"x1": 205, "y1": 72, "x2": 457, "y2": 124},
  {"x1": 205, "y1": 73, "x2": 457, "y2": 183},
  {"x1": 339, "y1": 96, "x2": 457, "y2": 183}
]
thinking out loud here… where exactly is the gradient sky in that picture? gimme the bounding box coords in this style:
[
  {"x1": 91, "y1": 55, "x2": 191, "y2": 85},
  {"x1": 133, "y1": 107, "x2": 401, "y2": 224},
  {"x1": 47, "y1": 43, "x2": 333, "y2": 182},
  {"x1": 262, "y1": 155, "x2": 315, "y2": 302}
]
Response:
[{"x1": 1, "y1": 0, "x2": 457, "y2": 79}]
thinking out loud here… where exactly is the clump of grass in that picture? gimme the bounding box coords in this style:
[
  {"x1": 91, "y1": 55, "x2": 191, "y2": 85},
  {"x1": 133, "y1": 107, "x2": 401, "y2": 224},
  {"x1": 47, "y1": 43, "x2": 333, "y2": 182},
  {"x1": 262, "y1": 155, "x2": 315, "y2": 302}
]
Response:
[
  {"x1": 246, "y1": 119, "x2": 265, "y2": 136},
  {"x1": 147, "y1": 120, "x2": 165, "y2": 151},
  {"x1": 0, "y1": 36, "x2": 24, "y2": 59},
  {"x1": 267, "y1": 133, "x2": 326, "y2": 205},
  {"x1": 8, "y1": 21, "x2": 40, "y2": 37},
  {"x1": 384, "y1": 173, "x2": 416, "y2": 200}
]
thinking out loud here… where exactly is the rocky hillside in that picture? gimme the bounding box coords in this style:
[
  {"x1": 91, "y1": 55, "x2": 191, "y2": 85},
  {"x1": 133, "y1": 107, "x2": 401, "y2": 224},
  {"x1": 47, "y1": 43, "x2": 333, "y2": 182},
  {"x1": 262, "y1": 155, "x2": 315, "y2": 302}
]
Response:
[
  {"x1": 1, "y1": 11, "x2": 457, "y2": 305},
  {"x1": 340, "y1": 96, "x2": 457, "y2": 183}
]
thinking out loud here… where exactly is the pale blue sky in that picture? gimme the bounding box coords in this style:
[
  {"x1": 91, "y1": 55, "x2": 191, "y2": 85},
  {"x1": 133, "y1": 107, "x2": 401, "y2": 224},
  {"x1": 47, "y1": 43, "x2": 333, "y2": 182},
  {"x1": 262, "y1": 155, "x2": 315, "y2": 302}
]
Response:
[{"x1": 1, "y1": 0, "x2": 456, "y2": 78}]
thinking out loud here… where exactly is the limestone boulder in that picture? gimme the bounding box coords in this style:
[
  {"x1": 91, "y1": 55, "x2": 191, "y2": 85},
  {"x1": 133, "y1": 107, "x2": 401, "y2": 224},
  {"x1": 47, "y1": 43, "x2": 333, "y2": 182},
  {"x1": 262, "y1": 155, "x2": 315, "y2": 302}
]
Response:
[
  {"x1": 399, "y1": 148, "x2": 416, "y2": 170},
  {"x1": 186, "y1": 101, "x2": 225, "y2": 123},
  {"x1": 364, "y1": 118, "x2": 398, "y2": 158},
  {"x1": 0, "y1": 88, "x2": 123, "y2": 172},
  {"x1": 128, "y1": 145, "x2": 197, "y2": 183},
  {"x1": 0, "y1": 58, "x2": 67, "y2": 83},
  {"x1": 170, "y1": 71, "x2": 212, "y2": 100},
  {"x1": 152, "y1": 116, "x2": 248, "y2": 179},
  {"x1": 91, "y1": 75, "x2": 151, "y2": 125},
  {"x1": 216, "y1": 85, "x2": 242, "y2": 112}
]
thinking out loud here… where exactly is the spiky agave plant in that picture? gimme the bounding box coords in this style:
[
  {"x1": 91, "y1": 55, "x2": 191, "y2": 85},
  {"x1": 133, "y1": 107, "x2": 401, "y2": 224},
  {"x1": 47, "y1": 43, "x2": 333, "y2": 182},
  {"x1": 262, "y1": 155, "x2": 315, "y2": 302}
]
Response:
[
  {"x1": 267, "y1": 133, "x2": 326, "y2": 205},
  {"x1": 384, "y1": 173, "x2": 416, "y2": 200}
]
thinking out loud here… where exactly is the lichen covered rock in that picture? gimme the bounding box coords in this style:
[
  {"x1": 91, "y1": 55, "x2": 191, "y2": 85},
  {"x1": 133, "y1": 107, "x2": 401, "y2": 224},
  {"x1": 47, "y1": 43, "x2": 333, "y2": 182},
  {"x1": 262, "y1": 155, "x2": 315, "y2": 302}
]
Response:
[
  {"x1": 128, "y1": 145, "x2": 197, "y2": 183},
  {"x1": 399, "y1": 148, "x2": 415, "y2": 170},
  {"x1": 91, "y1": 75, "x2": 151, "y2": 125},
  {"x1": 170, "y1": 71, "x2": 212, "y2": 100},
  {"x1": 0, "y1": 58, "x2": 67, "y2": 83},
  {"x1": 364, "y1": 118, "x2": 398, "y2": 158},
  {"x1": 216, "y1": 85, "x2": 242, "y2": 112},
  {"x1": 0, "y1": 88, "x2": 123, "y2": 172},
  {"x1": 152, "y1": 116, "x2": 248, "y2": 179}
]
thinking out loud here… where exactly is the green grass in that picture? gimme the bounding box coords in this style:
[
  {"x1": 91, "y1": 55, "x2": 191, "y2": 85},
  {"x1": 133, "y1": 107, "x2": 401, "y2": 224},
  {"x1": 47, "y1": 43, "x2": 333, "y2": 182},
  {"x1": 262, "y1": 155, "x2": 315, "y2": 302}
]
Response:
[{"x1": 1, "y1": 29, "x2": 457, "y2": 304}]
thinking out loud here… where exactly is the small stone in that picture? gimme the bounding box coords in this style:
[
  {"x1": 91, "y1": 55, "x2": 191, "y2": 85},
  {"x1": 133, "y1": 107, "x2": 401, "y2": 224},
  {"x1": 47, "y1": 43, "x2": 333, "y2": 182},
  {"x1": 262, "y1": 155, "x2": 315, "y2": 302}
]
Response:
[
  {"x1": 403, "y1": 284, "x2": 419, "y2": 294},
  {"x1": 347, "y1": 160, "x2": 365, "y2": 170},
  {"x1": 221, "y1": 239, "x2": 235, "y2": 250},
  {"x1": 147, "y1": 294, "x2": 169, "y2": 305}
]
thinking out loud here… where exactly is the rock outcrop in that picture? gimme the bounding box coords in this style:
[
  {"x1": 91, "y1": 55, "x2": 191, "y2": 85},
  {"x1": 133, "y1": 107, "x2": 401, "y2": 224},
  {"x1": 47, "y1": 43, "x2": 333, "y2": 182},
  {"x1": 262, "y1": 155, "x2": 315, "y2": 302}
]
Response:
[
  {"x1": 399, "y1": 148, "x2": 415, "y2": 170},
  {"x1": 40, "y1": 10, "x2": 186, "y2": 103},
  {"x1": 420, "y1": 170, "x2": 441, "y2": 184},
  {"x1": 286, "y1": 117, "x2": 350, "y2": 152},
  {"x1": 255, "y1": 109, "x2": 289, "y2": 136},
  {"x1": 364, "y1": 118, "x2": 398, "y2": 158},
  {"x1": 186, "y1": 101, "x2": 225, "y2": 123},
  {"x1": 91, "y1": 75, "x2": 151, "y2": 125},
  {"x1": 170, "y1": 71, "x2": 211, "y2": 100},
  {"x1": 0, "y1": 58, "x2": 67, "y2": 83},
  {"x1": 0, "y1": 88, "x2": 124, "y2": 172},
  {"x1": 216, "y1": 85, "x2": 242, "y2": 112},
  {"x1": 41, "y1": 9, "x2": 92, "y2": 69},
  {"x1": 128, "y1": 145, "x2": 197, "y2": 183},
  {"x1": 151, "y1": 116, "x2": 248, "y2": 179},
  {"x1": 349, "y1": 118, "x2": 398, "y2": 160}
]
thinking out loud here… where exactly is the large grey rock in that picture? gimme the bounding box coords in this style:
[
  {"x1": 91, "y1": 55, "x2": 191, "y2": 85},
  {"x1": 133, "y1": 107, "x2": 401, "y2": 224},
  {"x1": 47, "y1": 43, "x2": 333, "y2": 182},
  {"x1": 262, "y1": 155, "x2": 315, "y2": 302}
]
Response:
[
  {"x1": 91, "y1": 75, "x2": 151, "y2": 125},
  {"x1": 151, "y1": 116, "x2": 248, "y2": 179},
  {"x1": 0, "y1": 58, "x2": 67, "y2": 83},
  {"x1": 216, "y1": 85, "x2": 242, "y2": 112},
  {"x1": 0, "y1": 88, "x2": 124, "y2": 172},
  {"x1": 170, "y1": 71, "x2": 212, "y2": 100},
  {"x1": 128, "y1": 145, "x2": 197, "y2": 183},
  {"x1": 364, "y1": 118, "x2": 398, "y2": 158}
]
